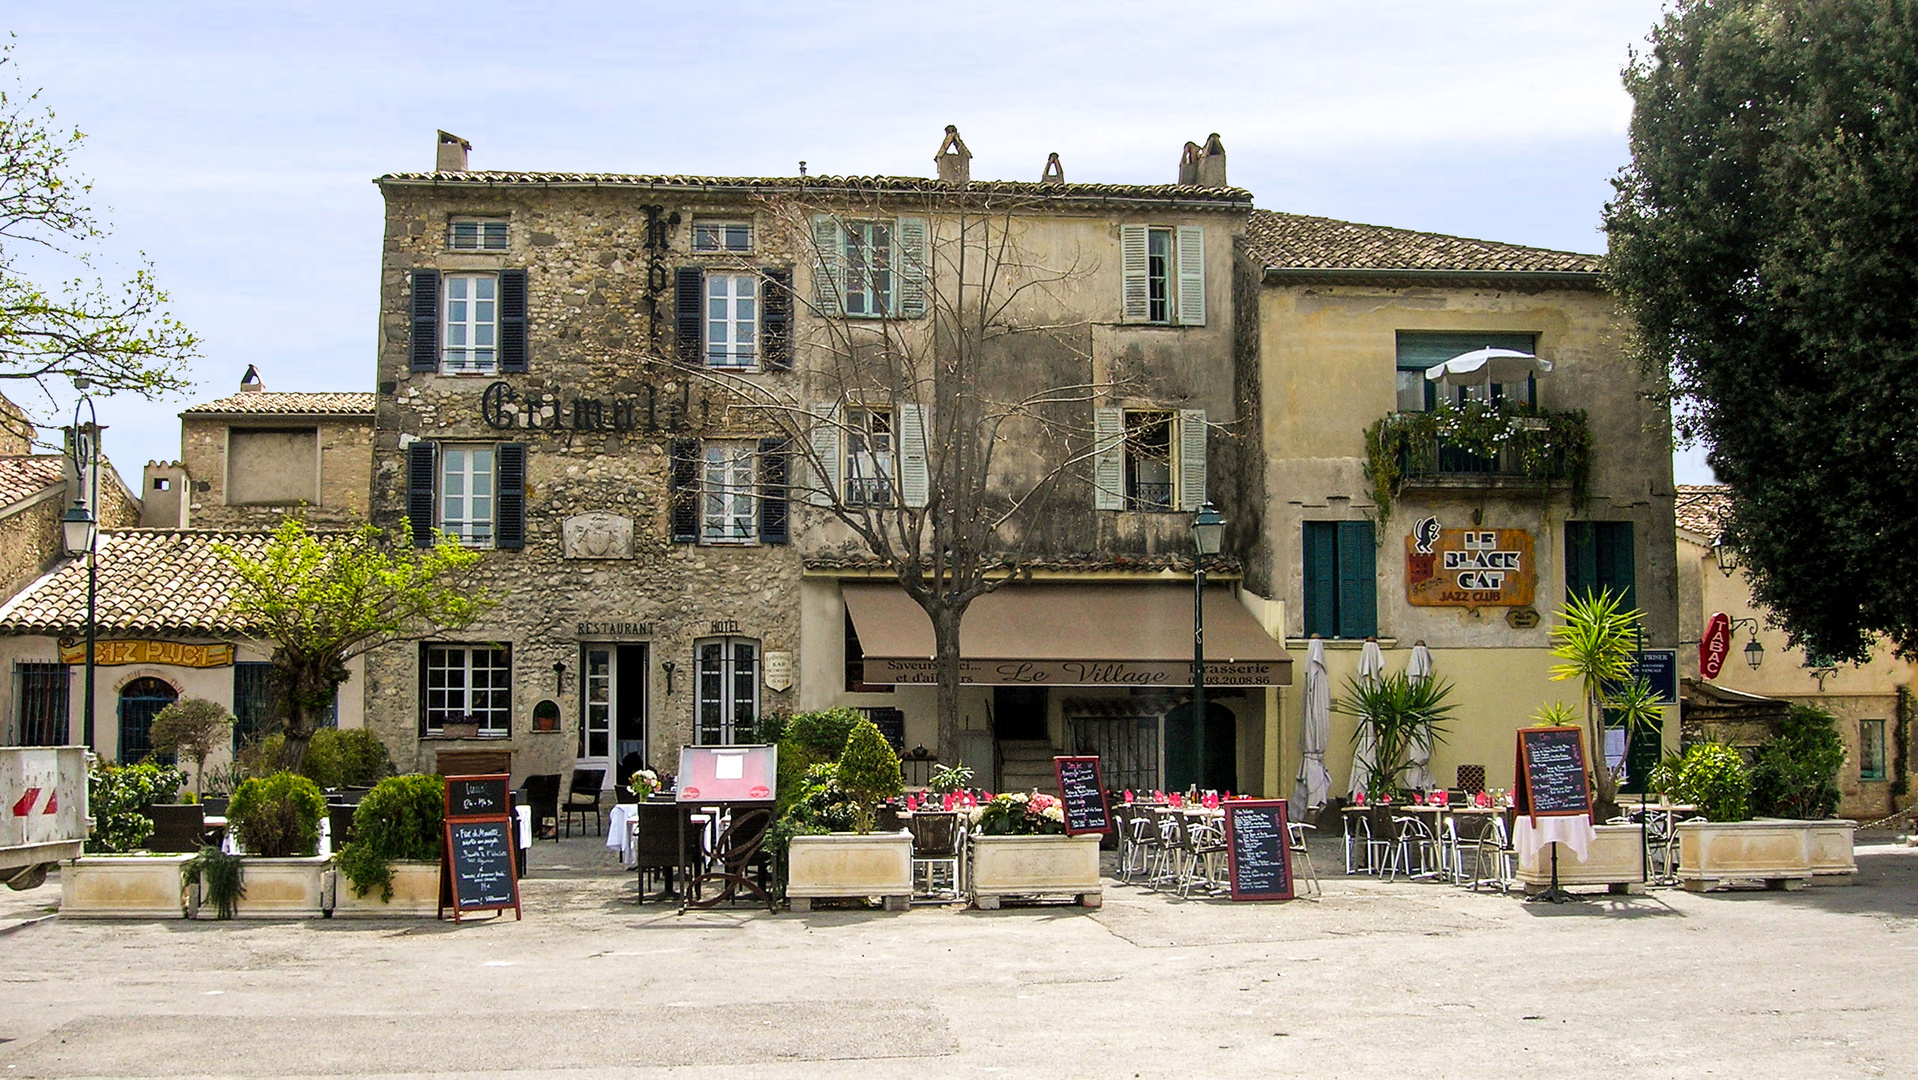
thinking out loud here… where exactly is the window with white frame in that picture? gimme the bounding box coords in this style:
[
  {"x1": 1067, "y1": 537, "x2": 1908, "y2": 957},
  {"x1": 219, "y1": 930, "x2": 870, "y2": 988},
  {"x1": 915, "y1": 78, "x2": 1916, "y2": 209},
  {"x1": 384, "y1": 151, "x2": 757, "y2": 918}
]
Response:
[
  {"x1": 448, "y1": 218, "x2": 508, "y2": 251},
  {"x1": 1120, "y1": 224, "x2": 1205, "y2": 326},
  {"x1": 705, "y1": 273, "x2": 758, "y2": 367},
  {"x1": 1146, "y1": 228, "x2": 1172, "y2": 324},
  {"x1": 844, "y1": 222, "x2": 894, "y2": 317},
  {"x1": 1093, "y1": 406, "x2": 1207, "y2": 513},
  {"x1": 1124, "y1": 410, "x2": 1175, "y2": 510},
  {"x1": 693, "y1": 220, "x2": 752, "y2": 253},
  {"x1": 701, "y1": 442, "x2": 758, "y2": 543},
  {"x1": 695, "y1": 637, "x2": 759, "y2": 745},
  {"x1": 439, "y1": 446, "x2": 496, "y2": 547},
  {"x1": 845, "y1": 407, "x2": 895, "y2": 505},
  {"x1": 443, "y1": 273, "x2": 497, "y2": 372},
  {"x1": 423, "y1": 644, "x2": 511, "y2": 735}
]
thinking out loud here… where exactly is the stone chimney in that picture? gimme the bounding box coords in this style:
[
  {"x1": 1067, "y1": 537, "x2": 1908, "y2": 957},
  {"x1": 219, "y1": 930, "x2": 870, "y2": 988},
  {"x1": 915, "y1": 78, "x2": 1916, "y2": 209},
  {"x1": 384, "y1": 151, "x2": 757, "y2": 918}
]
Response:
[
  {"x1": 437, "y1": 130, "x2": 471, "y2": 172},
  {"x1": 1195, "y1": 133, "x2": 1227, "y2": 187},
  {"x1": 239, "y1": 364, "x2": 264, "y2": 393},
  {"x1": 1178, "y1": 141, "x2": 1202, "y2": 185},
  {"x1": 1040, "y1": 152, "x2": 1064, "y2": 185},
  {"x1": 934, "y1": 125, "x2": 971, "y2": 183},
  {"x1": 141, "y1": 461, "x2": 190, "y2": 528}
]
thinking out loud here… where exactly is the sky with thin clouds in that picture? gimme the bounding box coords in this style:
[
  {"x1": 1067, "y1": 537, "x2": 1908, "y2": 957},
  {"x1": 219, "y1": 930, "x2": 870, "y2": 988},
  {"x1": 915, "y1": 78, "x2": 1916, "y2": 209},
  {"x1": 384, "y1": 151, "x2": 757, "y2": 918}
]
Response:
[{"x1": 7, "y1": 0, "x2": 1713, "y2": 485}]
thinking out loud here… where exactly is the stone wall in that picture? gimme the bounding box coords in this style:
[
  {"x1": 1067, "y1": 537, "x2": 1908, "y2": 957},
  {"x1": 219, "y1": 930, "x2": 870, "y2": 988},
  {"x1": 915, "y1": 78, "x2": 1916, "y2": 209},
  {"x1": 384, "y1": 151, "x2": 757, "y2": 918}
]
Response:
[{"x1": 182, "y1": 415, "x2": 375, "y2": 530}]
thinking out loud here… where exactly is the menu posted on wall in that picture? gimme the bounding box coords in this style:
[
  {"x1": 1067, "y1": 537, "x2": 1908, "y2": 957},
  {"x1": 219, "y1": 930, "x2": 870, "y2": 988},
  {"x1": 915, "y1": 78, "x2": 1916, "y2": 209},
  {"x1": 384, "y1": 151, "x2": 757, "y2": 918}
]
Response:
[
  {"x1": 444, "y1": 819, "x2": 520, "y2": 914},
  {"x1": 1222, "y1": 800, "x2": 1295, "y2": 901},
  {"x1": 1052, "y1": 757, "x2": 1110, "y2": 837},
  {"x1": 439, "y1": 773, "x2": 521, "y2": 921},
  {"x1": 1514, "y1": 725, "x2": 1592, "y2": 822}
]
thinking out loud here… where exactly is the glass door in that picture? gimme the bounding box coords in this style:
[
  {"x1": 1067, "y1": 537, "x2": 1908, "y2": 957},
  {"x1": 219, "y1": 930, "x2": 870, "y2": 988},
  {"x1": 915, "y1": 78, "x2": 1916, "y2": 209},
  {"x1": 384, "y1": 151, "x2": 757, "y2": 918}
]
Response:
[{"x1": 580, "y1": 646, "x2": 615, "y2": 783}]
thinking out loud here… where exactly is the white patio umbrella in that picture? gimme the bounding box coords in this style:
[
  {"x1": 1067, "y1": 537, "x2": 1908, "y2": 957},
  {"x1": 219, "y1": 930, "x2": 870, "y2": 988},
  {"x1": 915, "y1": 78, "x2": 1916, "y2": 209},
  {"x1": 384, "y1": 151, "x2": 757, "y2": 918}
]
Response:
[
  {"x1": 1349, "y1": 639, "x2": 1386, "y2": 799},
  {"x1": 1424, "y1": 348, "x2": 1554, "y2": 387},
  {"x1": 1405, "y1": 641, "x2": 1437, "y2": 790},
  {"x1": 1292, "y1": 636, "x2": 1333, "y2": 815}
]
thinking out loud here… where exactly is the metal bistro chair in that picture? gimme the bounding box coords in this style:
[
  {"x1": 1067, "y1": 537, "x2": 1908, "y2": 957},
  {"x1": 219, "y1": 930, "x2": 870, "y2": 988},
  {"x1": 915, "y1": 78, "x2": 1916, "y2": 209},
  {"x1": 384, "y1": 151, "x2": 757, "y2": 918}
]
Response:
[
  {"x1": 908, "y1": 811, "x2": 964, "y2": 900},
  {"x1": 1471, "y1": 809, "x2": 1519, "y2": 892},
  {"x1": 1149, "y1": 811, "x2": 1189, "y2": 891},
  {"x1": 522, "y1": 773, "x2": 563, "y2": 842},
  {"x1": 1123, "y1": 806, "x2": 1163, "y2": 885},
  {"x1": 1182, "y1": 815, "x2": 1227, "y2": 898},
  {"x1": 1342, "y1": 806, "x2": 1373, "y2": 875},
  {"x1": 1288, "y1": 819, "x2": 1321, "y2": 898},
  {"x1": 1446, "y1": 811, "x2": 1498, "y2": 887},
  {"x1": 561, "y1": 768, "x2": 606, "y2": 838}
]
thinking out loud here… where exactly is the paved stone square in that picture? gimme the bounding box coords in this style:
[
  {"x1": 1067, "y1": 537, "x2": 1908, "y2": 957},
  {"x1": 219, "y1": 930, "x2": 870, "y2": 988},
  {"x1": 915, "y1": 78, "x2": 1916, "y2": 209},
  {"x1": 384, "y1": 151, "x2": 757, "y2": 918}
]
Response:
[{"x1": 1, "y1": 833, "x2": 1912, "y2": 1079}]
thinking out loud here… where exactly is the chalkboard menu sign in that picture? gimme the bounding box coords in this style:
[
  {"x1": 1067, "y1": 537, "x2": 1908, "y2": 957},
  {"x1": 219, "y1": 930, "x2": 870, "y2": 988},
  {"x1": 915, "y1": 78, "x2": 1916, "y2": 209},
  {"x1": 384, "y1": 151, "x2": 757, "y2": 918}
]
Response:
[
  {"x1": 1515, "y1": 725, "x2": 1592, "y2": 822},
  {"x1": 1222, "y1": 800, "x2": 1294, "y2": 901},
  {"x1": 1052, "y1": 756, "x2": 1110, "y2": 837},
  {"x1": 447, "y1": 775, "x2": 509, "y2": 818},
  {"x1": 439, "y1": 773, "x2": 521, "y2": 921}
]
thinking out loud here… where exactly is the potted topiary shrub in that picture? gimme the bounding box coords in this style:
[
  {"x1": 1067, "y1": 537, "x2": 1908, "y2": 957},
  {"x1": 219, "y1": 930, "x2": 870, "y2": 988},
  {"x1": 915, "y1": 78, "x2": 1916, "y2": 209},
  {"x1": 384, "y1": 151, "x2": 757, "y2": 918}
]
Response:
[
  {"x1": 333, "y1": 774, "x2": 445, "y2": 916},
  {"x1": 784, "y1": 718, "x2": 913, "y2": 912},
  {"x1": 147, "y1": 698, "x2": 233, "y2": 802},
  {"x1": 967, "y1": 790, "x2": 1103, "y2": 909},
  {"x1": 216, "y1": 771, "x2": 331, "y2": 918},
  {"x1": 61, "y1": 763, "x2": 194, "y2": 919}
]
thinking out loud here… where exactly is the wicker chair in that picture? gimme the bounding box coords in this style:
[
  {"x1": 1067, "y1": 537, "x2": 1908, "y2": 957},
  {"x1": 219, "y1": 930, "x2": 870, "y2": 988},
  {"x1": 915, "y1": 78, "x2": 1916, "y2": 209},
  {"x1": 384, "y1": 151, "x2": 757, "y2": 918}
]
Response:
[
  {"x1": 561, "y1": 768, "x2": 605, "y2": 838},
  {"x1": 522, "y1": 774, "x2": 562, "y2": 841}
]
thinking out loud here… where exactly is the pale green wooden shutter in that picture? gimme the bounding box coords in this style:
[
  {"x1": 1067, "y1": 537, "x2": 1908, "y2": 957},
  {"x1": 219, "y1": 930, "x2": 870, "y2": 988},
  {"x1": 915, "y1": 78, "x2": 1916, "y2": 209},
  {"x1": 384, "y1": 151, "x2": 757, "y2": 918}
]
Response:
[
  {"x1": 1175, "y1": 225, "x2": 1205, "y2": 326},
  {"x1": 1176, "y1": 408, "x2": 1207, "y2": 511},
  {"x1": 811, "y1": 215, "x2": 844, "y2": 318},
  {"x1": 1120, "y1": 224, "x2": 1150, "y2": 323},
  {"x1": 1093, "y1": 406, "x2": 1125, "y2": 510},
  {"x1": 808, "y1": 402, "x2": 841, "y2": 506},
  {"x1": 895, "y1": 217, "x2": 928, "y2": 318},
  {"x1": 897, "y1": 403, "x2": 930, "y2": 508}
]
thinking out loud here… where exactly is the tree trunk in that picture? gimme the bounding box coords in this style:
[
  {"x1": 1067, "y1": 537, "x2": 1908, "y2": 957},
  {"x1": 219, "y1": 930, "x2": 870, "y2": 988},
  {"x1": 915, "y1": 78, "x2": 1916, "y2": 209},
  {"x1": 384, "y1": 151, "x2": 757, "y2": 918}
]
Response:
[
  {"x1": 1588, "y1": 689, "x2": 1621, "y2": 821},
  {"x1": 932, "y1": 604, "x2": 964, "y2": 771},
  {"x1": 272, "y1": 651, "x2": 348, "y2": 774}
]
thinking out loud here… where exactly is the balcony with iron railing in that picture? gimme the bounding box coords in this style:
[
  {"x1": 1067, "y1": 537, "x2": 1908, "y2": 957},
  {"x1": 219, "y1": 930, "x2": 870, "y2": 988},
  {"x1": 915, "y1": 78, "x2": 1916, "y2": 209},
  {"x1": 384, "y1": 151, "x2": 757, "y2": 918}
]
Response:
[{"x1": 1368, "y1": 403, "x2": 1591, "y2": 500}]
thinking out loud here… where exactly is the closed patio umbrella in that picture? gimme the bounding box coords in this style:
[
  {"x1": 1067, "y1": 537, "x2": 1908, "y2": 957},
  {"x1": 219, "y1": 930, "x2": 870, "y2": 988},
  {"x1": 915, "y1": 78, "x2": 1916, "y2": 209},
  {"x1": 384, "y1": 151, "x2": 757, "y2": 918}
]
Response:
[
  {"x1": 1405, "y1": 641, "x2": 1437, "y2": 790},
  {"x1": 1292, "y1": 636, "x2": 1333, "y2": 815},
  {"x1": 1350, "y1": 638, "x2": 1386, "y2": 799}
]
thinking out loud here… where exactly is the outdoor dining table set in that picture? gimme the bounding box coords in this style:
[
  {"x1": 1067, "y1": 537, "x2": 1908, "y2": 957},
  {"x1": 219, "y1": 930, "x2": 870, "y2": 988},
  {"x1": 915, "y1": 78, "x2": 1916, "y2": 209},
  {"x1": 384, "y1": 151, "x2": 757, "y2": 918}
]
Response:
[{"x1": 1110, "y1": 797, "x2": 1321, "y2": 900}]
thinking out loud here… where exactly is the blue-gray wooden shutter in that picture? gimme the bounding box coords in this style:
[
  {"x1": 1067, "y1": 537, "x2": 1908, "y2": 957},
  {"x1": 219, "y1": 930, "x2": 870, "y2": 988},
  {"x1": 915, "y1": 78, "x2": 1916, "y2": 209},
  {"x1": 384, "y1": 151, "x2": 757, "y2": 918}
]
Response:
[
  {"x1": 1566, "y1": 521, "x2": 1598, "y2": 603},
  {"x1": 896, "y1": 403, "x2": 930, "y2": 509},
  {"x1": 1092, "y1": 406, "x2": 1125, "y2": 510},
  {"x1": 1176, "y1": 408, "x2": 1207, "y2": 511},
  {"x1": 1336, "y1": 520, "x2": 1378, "y2": 639},
  {"x1": 1302, "y1": 522, "x2": 1338, "y2": 637},
  {"x1": 761, "y1": 267, "x2": 793, "y2": 370},
  {"x1": 406, "y1": 441, "x2": 437, "y2": 547},
  {"x1": 495, "y1": 442, "x2": 525, "y2": 549},
  {"x1": 498, "y1": 269, "x2": 528, "y2": 373},
  {"x1": 1119, "y1": 225, "x2": 1149, "y2": 323},
  {"x1": 675, "y1": 267, "x2": 704, "y2": 364},
  {"x1": 1174, "y1": 225, "x2": 1205, "y2": 326},
  {"x1": 758, "y1": 437, "x2": 789, "y2": 544},
  {"x1": 807, "y1": 403, "x2": 840, "y2": 506},
  {"x1": 410, "y1": 269, "x2": 440, "y2": 372},
  {"x1": 668, "y1": 438, "x2": 701, "y2": 543},
  {"x1": 1598, "y1": 522, "x2": 1636, "y2": 613},
  {"x1": 811, "y1": 215, "x2": 844, "y2": 317}
]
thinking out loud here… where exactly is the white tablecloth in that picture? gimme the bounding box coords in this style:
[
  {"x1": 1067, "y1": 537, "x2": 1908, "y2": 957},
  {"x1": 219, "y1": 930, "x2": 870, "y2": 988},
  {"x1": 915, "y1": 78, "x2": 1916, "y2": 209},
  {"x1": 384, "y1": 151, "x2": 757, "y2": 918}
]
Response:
[
  {"x1": 1513, "y1": 814, "x2": 1597, "y2": 862},
  {"x1": 516, "y1": 805, "x2": 532, "y2": 851},
  {"x1": 607, "y1": 804, "x2": 639, "y2": 865}
]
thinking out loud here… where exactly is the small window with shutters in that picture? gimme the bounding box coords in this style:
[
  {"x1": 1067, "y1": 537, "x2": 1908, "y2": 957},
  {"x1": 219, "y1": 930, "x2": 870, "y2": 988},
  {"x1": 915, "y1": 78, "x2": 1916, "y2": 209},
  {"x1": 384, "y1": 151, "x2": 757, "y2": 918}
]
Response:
[
  {"x1": 448, "y1": 218, "x2": 508, "y2": 251},
  {"x1": 1120, "y1": 224, "x2": 1205, "y2": 326},
  {"x1": 1093, "y1": 407, "x2": 1207, "y2": 512},
  {"x1": 666, "y1": 438, "x2": 789, "y2": 546},
  {"x1": 1302, "y1": 521, "x2": 1378, "y2": 639},
  {"x1": 427, "y1": 269, "x2": 527, "y2": 375},
  {"x1": 808, "y1": 216, "x2": 928, "y2": 320}
]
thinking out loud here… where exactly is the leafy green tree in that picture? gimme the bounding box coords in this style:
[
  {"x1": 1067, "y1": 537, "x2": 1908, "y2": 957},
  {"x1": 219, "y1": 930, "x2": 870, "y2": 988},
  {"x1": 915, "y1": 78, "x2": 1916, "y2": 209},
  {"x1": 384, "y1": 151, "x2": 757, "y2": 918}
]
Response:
[
  {"x1": 1604, "y1": 0, "x2": 1918, "y2": 662},
  {"x1": 1750, "y1": 703, "x2": 1846, "y2": 818},
  {"x1": 1549, "y1": 589, "x2": 1661, "y2": 818},
  {"x1": 835, "y1": 719, "x2": 903, "y2": 834},
  {"x1": 147, "y1": 698, "x2": 233, "y2": 800},
  {"x1": 0, "y1": 39, "x2": 195, "y2": 441},
  {"x1": 217, "y1": 519, "x2": 493, "y2": 771}
]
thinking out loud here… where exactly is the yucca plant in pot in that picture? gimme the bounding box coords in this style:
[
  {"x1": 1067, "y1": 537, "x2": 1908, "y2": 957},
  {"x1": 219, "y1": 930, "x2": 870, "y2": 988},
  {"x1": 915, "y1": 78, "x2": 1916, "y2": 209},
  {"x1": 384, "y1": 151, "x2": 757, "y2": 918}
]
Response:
[{"x1": 1337, "y1": 670, "x2": 1458, "y2": 798}]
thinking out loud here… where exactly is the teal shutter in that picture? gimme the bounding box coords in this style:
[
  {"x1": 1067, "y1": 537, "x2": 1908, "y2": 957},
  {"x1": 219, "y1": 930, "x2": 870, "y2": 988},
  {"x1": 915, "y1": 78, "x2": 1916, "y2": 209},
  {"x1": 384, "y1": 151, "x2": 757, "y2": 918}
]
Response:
[
  {"x1": 1336, "y1": 520, "x2": 1378, "y2": 638},
  {"x1": 1565, "y1": 521, "x2": 1598, "y2": 603},
  {"x1": 1598, "y1": 522, "x2": 1636, "y2": 613},
  {"x1": 1302, "y1": 522, "x2": 1338, "y2": 637}
]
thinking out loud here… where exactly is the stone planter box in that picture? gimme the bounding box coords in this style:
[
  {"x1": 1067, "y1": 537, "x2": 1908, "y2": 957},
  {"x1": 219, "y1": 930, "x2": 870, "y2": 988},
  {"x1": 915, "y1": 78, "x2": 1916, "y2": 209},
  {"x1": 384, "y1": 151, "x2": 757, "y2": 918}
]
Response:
[
  {"x1": 1515, "y1": 824, "x2": 1647, "y2": 896},
  {"x1": 969, "y1": 834, "x2": 1103, "y2": 909},
  {"x1": 1676, "y1": 818, "x2": 1855, "y2": 891},
  {"x1": 328, "y1": 860, "x2": 441, "y2": 918},
  {"x1": 786, "y1": 832, "x2": 913, "y2": 912},
  {"x1": 194, "y1": 855, "x2": 332, "y2": 919},
  {"x1": 60, "y1": 855, "x2": 193, "y2": 918}
]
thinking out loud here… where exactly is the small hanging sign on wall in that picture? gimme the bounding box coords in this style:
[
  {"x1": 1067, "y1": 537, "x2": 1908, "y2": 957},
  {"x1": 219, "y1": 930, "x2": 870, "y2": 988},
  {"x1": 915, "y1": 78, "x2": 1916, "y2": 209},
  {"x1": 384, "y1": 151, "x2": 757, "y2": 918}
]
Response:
[{"x1": 762, "y1": 651, "x2": 793, "y2": 692}]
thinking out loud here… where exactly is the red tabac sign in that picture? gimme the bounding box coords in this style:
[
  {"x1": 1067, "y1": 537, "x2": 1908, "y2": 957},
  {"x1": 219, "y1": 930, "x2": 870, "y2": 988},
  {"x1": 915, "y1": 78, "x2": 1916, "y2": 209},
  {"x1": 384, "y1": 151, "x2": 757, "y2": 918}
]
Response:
[{"x1": 1700, "y1": 611, "x2": 1732, "y2": 680}]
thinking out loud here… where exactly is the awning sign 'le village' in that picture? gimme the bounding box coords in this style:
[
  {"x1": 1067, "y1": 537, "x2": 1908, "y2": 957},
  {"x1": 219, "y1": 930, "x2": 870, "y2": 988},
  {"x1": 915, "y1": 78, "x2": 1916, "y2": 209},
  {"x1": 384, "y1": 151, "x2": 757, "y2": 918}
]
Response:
[{"x1": 1404, "y1": 517, "x2": 1536, "y2": 608}]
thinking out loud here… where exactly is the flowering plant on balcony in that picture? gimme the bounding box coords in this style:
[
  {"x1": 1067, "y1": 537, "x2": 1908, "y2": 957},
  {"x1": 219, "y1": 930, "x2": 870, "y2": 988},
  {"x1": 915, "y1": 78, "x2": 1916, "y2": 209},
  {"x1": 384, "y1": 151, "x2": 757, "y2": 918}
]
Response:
[
  {"x1": 1365, "y1": 401, "x2": 1591, "y2": 526},
  {"x1": 969, "y1": 791, "x2": 1068, "y2": 836}
]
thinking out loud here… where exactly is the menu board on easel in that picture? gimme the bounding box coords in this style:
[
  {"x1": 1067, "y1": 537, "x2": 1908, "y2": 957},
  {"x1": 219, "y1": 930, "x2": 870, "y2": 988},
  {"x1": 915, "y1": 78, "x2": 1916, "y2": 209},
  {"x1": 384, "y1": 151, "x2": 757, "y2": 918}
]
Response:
[
  {"x1": 1222, "y1": 800, "x2": 1295, "y2": 901},
  {"x1": 1514, "y1": 726, "x2": 1592, "y2": 823},
  {"x1": 1052, "y1": 756, "x2": 1110, "y2": 837},
  {"x1": 439, "y1": 773, "x2": 522, "y2": 922}
]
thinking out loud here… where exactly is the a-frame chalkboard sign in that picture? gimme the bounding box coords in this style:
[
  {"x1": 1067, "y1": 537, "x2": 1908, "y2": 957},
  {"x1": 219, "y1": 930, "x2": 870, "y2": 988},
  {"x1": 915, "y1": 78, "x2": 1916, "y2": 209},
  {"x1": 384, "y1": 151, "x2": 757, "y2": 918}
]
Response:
[
  {"x1": 1513, "y1": 726, "x2": 1592, "y2": 824},
  {"x1": 439, "y1": 773, "x2": 522, "y2": 922}
]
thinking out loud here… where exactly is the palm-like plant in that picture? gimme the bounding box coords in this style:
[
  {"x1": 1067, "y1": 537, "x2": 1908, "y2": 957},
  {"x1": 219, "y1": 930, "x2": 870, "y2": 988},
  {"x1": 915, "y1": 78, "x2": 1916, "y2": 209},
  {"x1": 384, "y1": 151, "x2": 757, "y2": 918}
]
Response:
[
  {"x1": 1337, "y1": 671, "x2": 1458, "y2": 795},
  {"x1": 1548, "y1": 588, "x2": 1657, "y2": 817}
]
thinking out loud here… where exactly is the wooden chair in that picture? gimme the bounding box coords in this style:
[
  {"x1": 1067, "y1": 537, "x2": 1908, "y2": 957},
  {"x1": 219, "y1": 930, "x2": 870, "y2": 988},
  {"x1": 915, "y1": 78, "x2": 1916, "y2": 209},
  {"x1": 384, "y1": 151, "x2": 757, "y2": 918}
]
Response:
[
  {"x1": 522, "y1": 774, "x2": 562, "y2": 841},
  {"x1": 561, "y1": 768, "x2": 605, "y2": 838}
]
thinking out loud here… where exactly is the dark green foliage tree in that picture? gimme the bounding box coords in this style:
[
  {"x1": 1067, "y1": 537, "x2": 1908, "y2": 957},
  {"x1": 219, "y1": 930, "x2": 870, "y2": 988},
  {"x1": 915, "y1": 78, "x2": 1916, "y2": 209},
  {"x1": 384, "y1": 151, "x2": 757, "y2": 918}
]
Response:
[
  {"x1": 1605, "y1": 0, "x2": 1918, "y2": 662},
  {"x1": 147, "y1": 698, "x2": 232, "y2": 800},
  {"x1": 338, "y1": 774, "x2": 445, "y2": 901},
  {"x1": 226, "y1": 772, "x2": 326, "y2": 857},
  {"x1": 1751, "y1": 704, "x2": 1846, "y2": 818},
  {"x1": 298, "y1": 728, "x2": 394, "y2": 789}
]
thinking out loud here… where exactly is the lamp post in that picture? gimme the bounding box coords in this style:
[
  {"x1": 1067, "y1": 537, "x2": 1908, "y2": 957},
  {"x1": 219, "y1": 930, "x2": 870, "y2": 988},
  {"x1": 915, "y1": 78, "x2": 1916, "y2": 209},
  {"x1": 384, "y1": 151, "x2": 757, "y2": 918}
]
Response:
[
  {"x1": 1190, "y1": 501, "x2": 1225, "y2": 792},
  {"x1": 61, "y1": 381, "x2": 100, "y2": 753}
]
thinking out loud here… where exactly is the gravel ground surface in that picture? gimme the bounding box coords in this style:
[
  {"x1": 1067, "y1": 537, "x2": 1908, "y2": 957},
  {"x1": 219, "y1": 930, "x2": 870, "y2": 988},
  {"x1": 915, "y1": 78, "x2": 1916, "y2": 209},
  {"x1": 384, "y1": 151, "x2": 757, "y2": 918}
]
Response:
[{"x1": 1, "y1": 830, "x2": 1912, "y2": 1079}]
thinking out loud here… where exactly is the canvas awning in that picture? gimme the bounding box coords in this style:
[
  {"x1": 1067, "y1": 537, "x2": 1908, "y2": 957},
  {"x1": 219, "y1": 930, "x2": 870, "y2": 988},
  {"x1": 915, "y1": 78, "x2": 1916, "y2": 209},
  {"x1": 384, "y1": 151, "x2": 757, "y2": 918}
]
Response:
[{"x1": 843, "y1": 582, "x2": 1291, "y2": 687}]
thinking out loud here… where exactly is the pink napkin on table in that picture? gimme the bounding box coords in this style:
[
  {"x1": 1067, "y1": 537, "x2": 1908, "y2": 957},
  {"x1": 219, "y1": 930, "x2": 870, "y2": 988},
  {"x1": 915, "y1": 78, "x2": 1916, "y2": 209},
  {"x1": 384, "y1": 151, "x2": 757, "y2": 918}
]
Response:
[{"x1": 1124, "y1": 789, "x2": 1135, "y2": 804}]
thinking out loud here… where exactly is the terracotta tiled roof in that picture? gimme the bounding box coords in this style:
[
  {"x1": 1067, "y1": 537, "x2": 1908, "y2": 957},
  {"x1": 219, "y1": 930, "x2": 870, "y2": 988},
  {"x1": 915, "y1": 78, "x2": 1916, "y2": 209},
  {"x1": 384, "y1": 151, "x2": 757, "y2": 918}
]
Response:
[
  {"x1": 376, "y1": 171, "x2": 1253, "y2": 205},
  {"x1": 181, "y1": 392, "x2": 375, "y2": 416},
  {"x1": 805, "y1": 552, "x2": 1242, "y2": 575},
  {"x1": 1675, "y1": 483, "x2": 1731, "y2": 539},
  {"x1": 1248, "y1": 209, "x2": 1601, "y2": 276},
  {"x1": 0, "y1": 530, "x2": 286, "y2": 636},
  {"x1": 0, "y1": 456, "x2": 66, "y2": 509}
]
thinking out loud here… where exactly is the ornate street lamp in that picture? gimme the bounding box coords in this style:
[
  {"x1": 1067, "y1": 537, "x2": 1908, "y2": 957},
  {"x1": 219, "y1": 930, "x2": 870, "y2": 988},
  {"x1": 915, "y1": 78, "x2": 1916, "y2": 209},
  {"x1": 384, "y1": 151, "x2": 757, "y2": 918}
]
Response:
[
  {"x1": 64, "y1": 380, "x2": 101, "y2": 752},
  {"x1": 1712, "y1": 533, "x2": 1741, "y2": 577},
  {"x1": 1190, "y1": 502, "x2": 1225, "y2": 793},
  {"x1": 1744, "y1": 637, "x2": 1765, "y2": 670}
]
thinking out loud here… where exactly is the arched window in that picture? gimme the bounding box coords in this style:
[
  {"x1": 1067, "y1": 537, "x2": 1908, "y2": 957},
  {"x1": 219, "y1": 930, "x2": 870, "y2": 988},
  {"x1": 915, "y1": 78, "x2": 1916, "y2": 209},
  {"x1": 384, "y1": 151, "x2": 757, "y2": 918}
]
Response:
[{"x1": 118, "y1": 677, "x2": 178, "y2": 764}]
